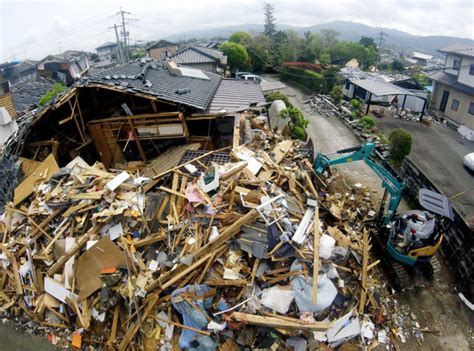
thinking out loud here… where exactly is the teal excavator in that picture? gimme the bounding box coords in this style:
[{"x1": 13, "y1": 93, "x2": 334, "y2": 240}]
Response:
[{"x1": 314, "y1": 143, "x2": 453, "y2": 289}]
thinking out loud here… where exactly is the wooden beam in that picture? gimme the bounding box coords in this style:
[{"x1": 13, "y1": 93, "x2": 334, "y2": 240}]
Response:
[
  {"x1": 312, "y1": 202, "x2": 320, "y2": 304},
  {"x1": 228, "y1": 312, "x2": 331, "y2": 331},
  {"x1": 359, "y1": 228, "x2": 369, "y2": 314}
]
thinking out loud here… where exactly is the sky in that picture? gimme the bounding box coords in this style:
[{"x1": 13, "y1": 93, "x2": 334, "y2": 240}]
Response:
[{"x1": 1, "y1": 0, "x2": 473, "y2": 61}]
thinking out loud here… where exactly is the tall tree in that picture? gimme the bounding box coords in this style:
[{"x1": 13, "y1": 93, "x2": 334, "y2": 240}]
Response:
[
  {"x1": 263, "y1": 2, "x2": 276, "y2": 37},
  {"x1": 359, "y1": 36, "x2": 376, "y2": 48},
  {"x1": 219, "y1": 42, "x2": 249, "y2": 72},
  {"x1": 320, "y1": 29, "x2": 340, "y2": 47},
  {"x1": 229, "y1": 31, "x2": 252, "y2": 45}
]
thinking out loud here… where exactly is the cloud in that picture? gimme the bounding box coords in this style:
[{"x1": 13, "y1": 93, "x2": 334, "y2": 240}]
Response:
[{"x1": 0, "y1": 0, "x2": 472, "y2": 61}]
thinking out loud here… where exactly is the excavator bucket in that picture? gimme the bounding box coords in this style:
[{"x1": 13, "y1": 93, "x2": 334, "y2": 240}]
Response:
[{"x1": 418, "y1": 188, "x2": 454, "y2": 220}]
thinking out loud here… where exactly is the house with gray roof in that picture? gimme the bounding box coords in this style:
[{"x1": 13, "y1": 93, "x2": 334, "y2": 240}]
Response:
[
  {"x1": 170, "y1": 46, "x2": 227, "y2": 73},
  {"x1": 28, "y1": 59, "x2": 263, "y2": 167},
  {"x1": 147, "y1": 40, "x2": 178, "y2": 60},
  {"x1": 429, "y1": 43, "x2": 474, "y2": 133}
]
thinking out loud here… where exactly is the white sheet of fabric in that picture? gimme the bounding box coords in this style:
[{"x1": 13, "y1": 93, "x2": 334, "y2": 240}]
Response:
[{"x1": 260, "y1": 286, "x2": 295, "y2": 314}]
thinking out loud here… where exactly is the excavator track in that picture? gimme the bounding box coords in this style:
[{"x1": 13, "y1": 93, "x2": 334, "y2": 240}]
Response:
[
  {"x1": 392, "y1": 261, "x2": 410, "y2": 290},
  {"x1": 430, "y1": 256, "x2": 442, "y2": 275}
]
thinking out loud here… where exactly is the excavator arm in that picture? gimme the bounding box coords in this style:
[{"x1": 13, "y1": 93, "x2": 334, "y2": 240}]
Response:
[{"x1": 314, "y1": 143, "x2": 405, "y2": 224}]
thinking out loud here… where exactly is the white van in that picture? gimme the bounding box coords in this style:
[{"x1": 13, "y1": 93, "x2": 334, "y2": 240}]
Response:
[{"x1": 241, "y1": 74, "x2": 262, "y2": 82}]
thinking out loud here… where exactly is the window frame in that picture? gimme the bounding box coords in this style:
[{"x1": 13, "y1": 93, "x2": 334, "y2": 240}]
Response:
[
  {"x1": 451, "y1": 99, "x2": 460, "y2": 111},
  {"x1": 453, "y1": 59, "x2": 461, "y2": 70},
  {"x1": 469, "y1": 64, "x2": 474, "y2": 76},
  {"x1": 468, "y1": 102, "x2": 474, "y2": 115}
]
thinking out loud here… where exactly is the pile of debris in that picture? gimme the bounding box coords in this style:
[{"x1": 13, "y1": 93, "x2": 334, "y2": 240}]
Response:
[
  {"x1": 1, "y1": 111, "x2": 395, "y2": 349},
  {"x1": 303, "y1": 94, "x2": 343, "y2": 118}
]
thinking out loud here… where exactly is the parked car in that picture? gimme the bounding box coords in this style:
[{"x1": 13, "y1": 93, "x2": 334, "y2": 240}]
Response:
[
  {"x1": 240, "y1": 74, "x2": 262, "y2": 82},
  {"x1": 463, "y1": 152, "x2": 474, "y2": 172},
  {"x1": 235, "y1": 71, "x2": 252, "y2": 79}
]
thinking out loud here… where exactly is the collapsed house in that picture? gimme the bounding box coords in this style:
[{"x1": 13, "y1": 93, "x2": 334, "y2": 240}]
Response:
[{"x1": 21, "y1": 59, "x2": 266, "y2": 169}]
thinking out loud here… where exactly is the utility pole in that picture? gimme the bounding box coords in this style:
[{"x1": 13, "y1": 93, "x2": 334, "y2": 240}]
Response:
[
  {"x1": 377, "y1": 29, "x2": 388, "y2": 65},
  {"x1": 118, "y1": 8, "x2": 132, "y2": 62},
  {"x1": 110, "y1": 24, "x2": 125, "y2": 63}
]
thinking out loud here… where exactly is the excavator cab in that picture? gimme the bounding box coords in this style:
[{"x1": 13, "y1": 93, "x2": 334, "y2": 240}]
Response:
[{"x1": 386, "y1": 189, "x2": 453, "y2": 277}]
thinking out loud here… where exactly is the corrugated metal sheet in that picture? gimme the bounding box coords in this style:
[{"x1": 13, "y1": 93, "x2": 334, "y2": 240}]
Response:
[
  {"x1": 207, "y1": 79, "x2": 266, "y2": 113},
  {"x1": 350, "y1": 79, "x2": 412, "y2": 97}
]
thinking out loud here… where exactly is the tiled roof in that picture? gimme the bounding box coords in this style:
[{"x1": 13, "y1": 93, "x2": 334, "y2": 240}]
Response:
[
  {"x1": 428, "y1": 71, "x2": 474, "y2": 96},
  {"x1": 80, "y1": 59, "x2": 222, "y2": 111},
  {"x1": 96, "y1": 42, "x2": 117, "y2": 50},
  {"x1": 171, "y1": 46, "x2": 224, "y2": 65},
  {"x1": 439, "y1": 44, "x2": 474, "y2": 58},
  {"x1": 147, "y1": 40, "x2": 178, "y2": 50},
  {"x1": 207, "y1": 79, "x2": 266, "y2": 113},
  {"x1": 11, "y1": 76, "x2": 56, "y2": 113}
]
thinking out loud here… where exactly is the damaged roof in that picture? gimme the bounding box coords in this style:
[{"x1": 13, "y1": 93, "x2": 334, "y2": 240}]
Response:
[
  {"x1": 439, "y1": 44, "x2": 474, "y2": 58},
  {"x1": 11, "y1": 76, "x2": 56, "y2": 113},
  {"x1": 81, "y1": 60, "x2": 222, "y2": 111},
  {"x1": 207, "y1": 79, "x2": 266, "y2": 114}
]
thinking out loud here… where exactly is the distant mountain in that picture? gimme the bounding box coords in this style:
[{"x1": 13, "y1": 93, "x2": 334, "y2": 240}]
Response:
[{"x1": 165, "y1": 20, "x2": 473, "y2": 58}]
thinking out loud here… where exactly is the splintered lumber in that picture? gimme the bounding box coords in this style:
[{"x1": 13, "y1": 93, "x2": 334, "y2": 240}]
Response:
[
  {"x1": 359, "y1": 228, "x2": 369, "y2": 314},
  {"x1": 0, "y1": 245, "x2": 23, "y2": 296},
  {"x1": 312, "y1": 202, "x2": 320, "y2": 304},
  {"x1": 47, "y1": 224, "x2": 103, "y2": 276},
  {"x1": 229, "y1": 312, "x2": 331, "y2": 331}
]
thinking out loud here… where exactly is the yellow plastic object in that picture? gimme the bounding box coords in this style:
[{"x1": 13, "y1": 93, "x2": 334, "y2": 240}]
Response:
[{"x1": 407, "y1": 234, "x2": 444, "y2": 259}]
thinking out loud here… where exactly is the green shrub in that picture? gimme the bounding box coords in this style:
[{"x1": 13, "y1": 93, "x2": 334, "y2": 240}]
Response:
[
  {"x1": 357, "y1": 115, "x2": 377, "y2": 130},
  {"x1": 266, "y1": 92, "x2": 292, "y2": 107},
  {"x1": 278, "y1": 107, "x2": 309, "y2": 141},
  {"x1": 330, "y1": 85, "x2": 343, "y2": 105},
  {"x1": 38, "y1": 83, "x2": 67, "y2": 106},
  {"x1": 377, "y1": 131, "x2": 389, "y2": 144},
  {"x1": 279, "y1": 66, "x2": 327, "y2": 93},
  {"x1": 388, "y1": 128, "x2": 413, "y2": 166},
  {"x1": 351, "y1": 99, "x2": 363, "y2": 118}
]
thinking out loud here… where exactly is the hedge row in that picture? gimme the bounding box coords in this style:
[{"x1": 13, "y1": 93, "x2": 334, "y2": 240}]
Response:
[{"x1": 279, "y1": 66, "x2": 327, "y2": 94}]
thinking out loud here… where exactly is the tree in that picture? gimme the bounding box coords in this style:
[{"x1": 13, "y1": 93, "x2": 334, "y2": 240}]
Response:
[
  {"x1": 263, "y1": 2, "x2": 277, "y2": 37},
  {"x1": 389, "y1": 128, "x2": 413, "y2": 166},
  {"x1": 229, "y1": 31, "x2": 252, "y2": 45},
  {"x1": 38, "y1": 83, "x2": 67, "y2": 106},
  {"x1": 359, "y1": 36, "x2": 376, "y2": 48},
  {"x1": 320, "y1": 29, "x2": 340, "y2": 47},
  {"x1": 278, "y1": 107, "x2": 309, "y2": 140},
  {"x1": 319, "y1": 53, "x2": 331, "y2": 64},
  {"x1": 219, "y1": 42, "x2": 249, "y2": 72},
  {"x1": 391, "y1": 60, "x2": 405, "y2": 72},
  {"x1": 244, "y1": 34, "x2": 274, "y2": 72}
]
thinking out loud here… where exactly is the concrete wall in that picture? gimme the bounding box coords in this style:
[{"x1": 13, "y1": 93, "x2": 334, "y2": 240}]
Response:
[
  {"x1": 148, "y1": 46, "x2": 178, "y2": 60},
  {"x1": 181, "y1": 62, "x2": 217, "y2": 73},
  {"x1": 458, "y1": 56, "x2": 474, "y2": 87},
  {"x1": 432, "y1": 81, "x2": 474, "y2": 129},
  {"x1": 445, "y1": 53, "x2": 460, "y2": 76}
]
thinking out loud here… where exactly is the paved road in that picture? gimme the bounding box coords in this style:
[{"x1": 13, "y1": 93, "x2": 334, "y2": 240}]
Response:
[
  {"x1": 376, "y1": 117, "x2": 474, "y2": 224},
  {"x1": 262, "y1": 74, "x2": 390, "y2": 205}
]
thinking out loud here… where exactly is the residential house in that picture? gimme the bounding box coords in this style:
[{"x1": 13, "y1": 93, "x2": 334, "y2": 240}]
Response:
[
  {"x1": 406, "y1": 52, "x2": 433, "y2": 66},
  {"x1": 26, "y1": 59, "x2": 264, "y2": 167},
  {"x1": 95, "y1": 42, "x2": 121, "y2": 66},
  {"x1": 429, "y1": 44, "x2": 474, "y2": 132},
  {"x1": 0, "y1": 61, "x2": 37, "y2": 85},
  {"x1": 147, "y1": 40, "x2": 178, "y2": 60},
  {"x1": 342, "y1": 77, "x2": 428, "y2": 114},
  {"x1": 37, "y1": 51, "x2": 89, "y2": 85},
  {"x1": 170, "y1": 46, "x2": 227, "y2": 73}
]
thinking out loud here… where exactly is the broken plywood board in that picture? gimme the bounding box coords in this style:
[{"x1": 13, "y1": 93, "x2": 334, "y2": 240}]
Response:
[
  {"x1": 14, "y1": 154, "x2": 59, "y2": 206},
  {"x1": 143, "y1": 143, "x2": 200, "y2": 192}
]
